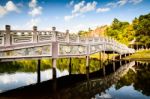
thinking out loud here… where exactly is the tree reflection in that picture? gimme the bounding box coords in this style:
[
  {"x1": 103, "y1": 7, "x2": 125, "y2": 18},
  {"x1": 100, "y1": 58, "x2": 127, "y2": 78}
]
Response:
[
  {"x1": 0, "y1": 58, "x2": 105, "y2": 74},
  {"x1": 116, "y1": 62, "x2": 150, "y2": 96}
]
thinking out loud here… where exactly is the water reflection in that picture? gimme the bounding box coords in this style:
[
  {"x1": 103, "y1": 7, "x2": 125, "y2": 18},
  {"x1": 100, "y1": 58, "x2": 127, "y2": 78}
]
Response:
[
  {"x1": 0, "y1": 59, "x2": 150, "y2": 99},
  {"x1": 0, "y1": 69, "x2": 69, "y2": 93}
]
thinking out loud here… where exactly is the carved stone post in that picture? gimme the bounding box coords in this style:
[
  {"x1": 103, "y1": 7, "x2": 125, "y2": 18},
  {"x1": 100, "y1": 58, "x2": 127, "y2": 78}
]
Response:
[
  {"x1": 33, "y1": 26, "x2": 38, "y2": 43},
  {"x1": 52, "y1": 42, "x2": 58, "y2": 79},
  {"x1": 119, "y1": 54, "x2": 122, "y2": 60},
  {"x1": 113, "y1": 51, "x2": 115, "y2": 61},
  {"x1": 66, "y1": 30, "x2": 69, "y2": 43},
  {"x1": 52, "y1": 27, "x2": 56, "y2": 41},
  {"x1": 86, "y1": 56, "x2": 89, "y2": 68},
  {"x1": 5, "y1": 25, "x2": 11, "y2": 46}
]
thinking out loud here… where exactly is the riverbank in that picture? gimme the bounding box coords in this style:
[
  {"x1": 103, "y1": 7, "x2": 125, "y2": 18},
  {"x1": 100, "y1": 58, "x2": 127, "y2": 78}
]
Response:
[
  {"x1": 90, "y1": 53, "x2": 118, "y2": 60},
  {"x1": 124, "y1": 50, "x2": 150, "y2": 60}
]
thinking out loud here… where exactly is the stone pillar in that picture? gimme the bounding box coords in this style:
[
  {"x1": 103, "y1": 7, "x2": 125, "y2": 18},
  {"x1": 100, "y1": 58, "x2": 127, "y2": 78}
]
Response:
[
  {"x1": 52, "y1": 27, "x2": 56, "y2": 41},
  {"x1": 5, "y1": 25, "x2": 11, "y2": 46},
  {"x1": 119, "y1": 54, "x2": 122, "y2": 60},
  {"x1": 52, "y1": 58, "x2": 57, "y2": 79},
  {"x1": 66, "y1": 30, "x2": 69, "y2": 43},
  {"x1": 52, "y1": 41, "x2": 58, "y2": 79},
  {"x1": 33, "y1": 26, "x2": 38, "y2": 43},
  {"x1": 37, "y1": 59, "x2": 41, "y2": 83},
  {"x1": 113, "y1": 51, "x2": 115, "y2": 61},
  {"x1": 86, "y1": 56, "x2": 89, "y2": 68}
]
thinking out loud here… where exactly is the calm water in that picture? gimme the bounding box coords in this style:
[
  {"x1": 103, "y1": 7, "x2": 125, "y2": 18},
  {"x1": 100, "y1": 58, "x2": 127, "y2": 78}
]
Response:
[{"x1": 0, "y1": 59, "x2": 150, "y2": 99}]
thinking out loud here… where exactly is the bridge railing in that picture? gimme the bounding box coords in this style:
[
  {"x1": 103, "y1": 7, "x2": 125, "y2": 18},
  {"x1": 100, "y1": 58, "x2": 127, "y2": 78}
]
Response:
[
  {"x1": 0, "y1": 25, "x2": 123, "y2": 46},
  {"x1": 0, "y1": 25, "x2": 135, "y2": 57}
]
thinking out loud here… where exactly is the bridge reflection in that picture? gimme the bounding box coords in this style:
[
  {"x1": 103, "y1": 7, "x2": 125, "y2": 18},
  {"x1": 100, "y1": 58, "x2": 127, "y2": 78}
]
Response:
[{"x1": 0, "y1": 60, "x2": 135, "y2": 99}]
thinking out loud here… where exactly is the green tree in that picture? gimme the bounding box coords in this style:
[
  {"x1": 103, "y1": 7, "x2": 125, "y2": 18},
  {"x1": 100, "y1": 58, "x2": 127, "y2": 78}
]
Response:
[{"x1": 134, "y1": 13, "x2": 150, "y2": 48}]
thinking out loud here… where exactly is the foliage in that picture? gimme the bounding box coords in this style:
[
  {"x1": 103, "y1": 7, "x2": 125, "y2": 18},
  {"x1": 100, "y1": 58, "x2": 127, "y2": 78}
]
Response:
[
  {"x1": 105, "y1": 18, "x2": 134, "y2": 45},
  {"x1": 0, "y1": 58, "x2": 104, "y2": 74},
  {"x1": 134, "y1": 13, "x2": 150, "y2": 47},
  {"x1": 116, "y1": 63, "x2": 150, "y2": 96},
  {"x1": 106, "y1": 13, "x2": 150, "y2": 47}
]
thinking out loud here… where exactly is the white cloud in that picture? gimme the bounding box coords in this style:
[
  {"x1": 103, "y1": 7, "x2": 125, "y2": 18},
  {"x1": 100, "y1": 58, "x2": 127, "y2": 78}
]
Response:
[
  {"x1": 129, "y1": 0, "x2": 143, "y2": 4},
  {"x1": 118, "y1": 0, "x2": 128, "y2": 6},
  {"x1": 26, "y1": 18, "x2": 41, "y2": 27},
  {"x1": 106, "y1": 2, "x2": 117, "y2": 8},
  {"x1": 96, "y1": 8, "x2": 110, "y2": 13},
  {"x1": 72, "y1": 1, "x2": 97, "y2": 14},
  {"x1": 0, "y1": 1, "x2": 20, "y2": 18},
  {"x1": 106, "y1": 0, "x2": 128, "y2": 8},
  {"x1": 28, "y1": 0, "x2": 42, "y2": 17},
  {"x1": 64, "y1": 1, "x2": 97, "y2": 21},
  {"x1": 72, "y1": 1, "x2": 85, "y2": 14},
  {"x1": 28, "y1": 6, "x2": 42, "y2": 17},
  {"x1": 5, "y1": 1, "x2": 20, "y2": 12},
  {"x1": 106, "y1": 0, "x2": 143, "y2": 8}
]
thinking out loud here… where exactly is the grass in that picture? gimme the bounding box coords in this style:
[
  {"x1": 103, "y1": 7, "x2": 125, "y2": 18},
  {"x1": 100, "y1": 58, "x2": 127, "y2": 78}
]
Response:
[
  {"x1": 90, "y1": 53, "x2": 118, "y2": 60},
  {"x1": 124, "y1": 50, "x2": 150, "y2": 60}
]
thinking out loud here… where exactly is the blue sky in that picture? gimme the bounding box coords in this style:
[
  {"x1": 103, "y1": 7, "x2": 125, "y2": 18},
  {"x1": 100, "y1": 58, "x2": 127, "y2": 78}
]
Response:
[{"x1": 0, "y1": 0, "x2": 150, "y2": 32}]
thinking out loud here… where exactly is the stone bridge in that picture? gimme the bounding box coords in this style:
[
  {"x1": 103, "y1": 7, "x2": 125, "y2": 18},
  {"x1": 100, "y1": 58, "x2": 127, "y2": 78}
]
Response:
[
  {"x1": 0, "y1": 25, "x2": 135, "y2": 62},
  {"x1": 0, "y1": 25, "x2": 135, "y2": 75}
]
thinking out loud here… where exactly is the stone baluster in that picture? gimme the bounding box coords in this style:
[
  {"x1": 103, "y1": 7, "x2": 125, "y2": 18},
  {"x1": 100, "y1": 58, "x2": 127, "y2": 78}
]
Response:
[
  {"x1": 77, "y1": 34, "x2": 80, "y2": 43},
  {"x1": 52, "y1": 27, "x2": 56, "y2": 41},
  {"x1": 5, "y1": 25, "x2": 11, "y2": 46},
  {"x1": 33, "y1": 26, "x2": 38, "y2": 43},
  {"x1": 66, "y1": 30, "x2": 69, "y2": 43}
]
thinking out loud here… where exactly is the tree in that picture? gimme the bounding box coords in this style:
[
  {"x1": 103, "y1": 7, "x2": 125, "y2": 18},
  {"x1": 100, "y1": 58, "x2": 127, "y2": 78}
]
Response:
[
  {"x1": 134, "y1": 13, "x2": 150, "y2": 48},
  {"x1": 105, "y1": 18, "x2": 134, "y2": 45}
]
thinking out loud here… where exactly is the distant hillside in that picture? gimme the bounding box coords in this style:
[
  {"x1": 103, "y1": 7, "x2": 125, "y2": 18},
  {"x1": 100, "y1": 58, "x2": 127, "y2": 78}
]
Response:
[
  {"x1": 78, "y1": 25, "x2": 108, "y2": 37},
  {"x1": 89, "y1": 25, "x2": 107, "y2": 37}
]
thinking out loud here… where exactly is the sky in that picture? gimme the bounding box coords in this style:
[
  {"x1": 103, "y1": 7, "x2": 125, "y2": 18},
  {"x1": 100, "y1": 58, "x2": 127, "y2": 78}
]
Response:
[{"x1": 0, "y1": 0, "x2": 150, "y2": 33}]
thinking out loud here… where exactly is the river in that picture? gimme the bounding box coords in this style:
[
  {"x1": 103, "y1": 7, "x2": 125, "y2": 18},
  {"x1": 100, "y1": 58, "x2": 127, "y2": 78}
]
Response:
[{"x1": 0, "y1": 59, "x2": 150, "y2": 99}]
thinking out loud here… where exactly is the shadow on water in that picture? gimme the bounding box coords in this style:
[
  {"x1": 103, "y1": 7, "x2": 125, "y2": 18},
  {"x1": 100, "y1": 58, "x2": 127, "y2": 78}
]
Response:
[{"x1": 0, "y1": 59, "x2": 149, "y2": 99}]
